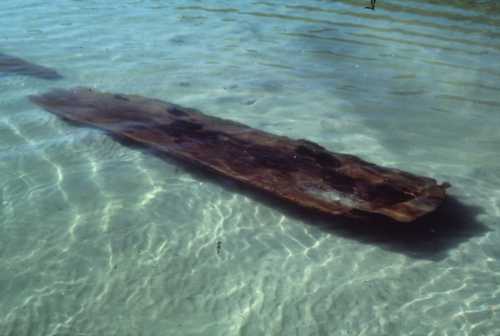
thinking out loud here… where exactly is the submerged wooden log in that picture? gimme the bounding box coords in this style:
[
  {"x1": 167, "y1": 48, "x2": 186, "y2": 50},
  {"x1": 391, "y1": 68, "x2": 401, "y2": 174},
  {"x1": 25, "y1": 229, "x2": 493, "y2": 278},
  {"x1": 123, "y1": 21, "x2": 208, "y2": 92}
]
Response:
[
  {"x1": 30, "y1": 87, "x2": 449, "y2": 222},
  {"x1": 0, "y1": 52, "x2": 62, "y2": 80}
]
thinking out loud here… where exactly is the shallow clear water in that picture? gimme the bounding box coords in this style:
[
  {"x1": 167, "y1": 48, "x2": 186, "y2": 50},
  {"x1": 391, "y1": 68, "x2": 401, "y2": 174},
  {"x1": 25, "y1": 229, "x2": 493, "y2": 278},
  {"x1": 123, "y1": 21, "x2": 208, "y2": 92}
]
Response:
[{"x1": 1, "y1": 0, "x2": 500, "y2": 335}]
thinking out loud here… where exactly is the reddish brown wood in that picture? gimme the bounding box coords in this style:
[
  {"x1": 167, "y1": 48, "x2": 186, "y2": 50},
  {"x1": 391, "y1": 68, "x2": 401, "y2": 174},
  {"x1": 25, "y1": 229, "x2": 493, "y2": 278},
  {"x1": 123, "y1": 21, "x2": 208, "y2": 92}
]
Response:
[{"x1": 30, "y1": 87, "x2": 449, "y2": 222}]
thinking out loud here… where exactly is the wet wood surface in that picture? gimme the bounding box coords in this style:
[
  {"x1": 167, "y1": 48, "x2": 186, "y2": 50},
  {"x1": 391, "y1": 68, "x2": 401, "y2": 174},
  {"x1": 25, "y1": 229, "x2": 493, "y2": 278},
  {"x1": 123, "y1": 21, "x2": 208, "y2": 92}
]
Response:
[
  {"x1": 0, "y1": 52, "x2": 62, "y2": 80},
  {"x1": 30, "y1": 87, "x2": 449, "y2": 223}
]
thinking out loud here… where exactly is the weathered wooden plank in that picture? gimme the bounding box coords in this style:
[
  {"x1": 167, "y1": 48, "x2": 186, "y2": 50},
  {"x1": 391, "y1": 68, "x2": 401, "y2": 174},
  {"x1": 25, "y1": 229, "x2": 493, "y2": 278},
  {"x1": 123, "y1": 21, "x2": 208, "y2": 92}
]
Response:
[
  {"x1": 0, "y1": 52, "x2": 62, "y2": 80},
  {"x1": 29, "y1": 87, "x2": 449, "y2": 222}
]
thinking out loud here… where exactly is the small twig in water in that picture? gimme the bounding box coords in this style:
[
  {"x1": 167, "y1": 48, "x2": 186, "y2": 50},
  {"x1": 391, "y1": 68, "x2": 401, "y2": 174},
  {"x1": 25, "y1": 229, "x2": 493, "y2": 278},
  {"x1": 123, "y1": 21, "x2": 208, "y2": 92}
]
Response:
[{"x1": 365, "y1": 0, "x2": 376, "y2": 10}]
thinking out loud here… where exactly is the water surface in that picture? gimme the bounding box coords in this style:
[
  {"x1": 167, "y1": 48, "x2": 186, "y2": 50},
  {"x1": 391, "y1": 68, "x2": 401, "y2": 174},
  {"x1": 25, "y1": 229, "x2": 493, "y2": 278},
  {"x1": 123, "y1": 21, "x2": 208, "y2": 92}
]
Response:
[{"x1": 1, "y1": 0, "x2": 499, "y2": 335}]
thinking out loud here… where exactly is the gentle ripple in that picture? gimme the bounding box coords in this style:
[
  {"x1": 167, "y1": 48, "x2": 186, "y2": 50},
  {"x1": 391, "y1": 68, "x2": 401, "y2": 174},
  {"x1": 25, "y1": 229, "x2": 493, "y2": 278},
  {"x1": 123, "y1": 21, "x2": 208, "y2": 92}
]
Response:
[{"x1": 1, "y1": 0, "x2": 500, "y2": 335}]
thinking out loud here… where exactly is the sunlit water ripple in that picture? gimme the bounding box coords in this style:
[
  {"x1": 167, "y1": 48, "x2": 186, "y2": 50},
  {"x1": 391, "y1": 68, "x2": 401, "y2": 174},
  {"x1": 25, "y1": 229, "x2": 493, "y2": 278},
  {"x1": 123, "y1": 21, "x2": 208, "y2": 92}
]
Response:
[{"x1": 1, "y1": 0, "x2": 500, "y2": 335}]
